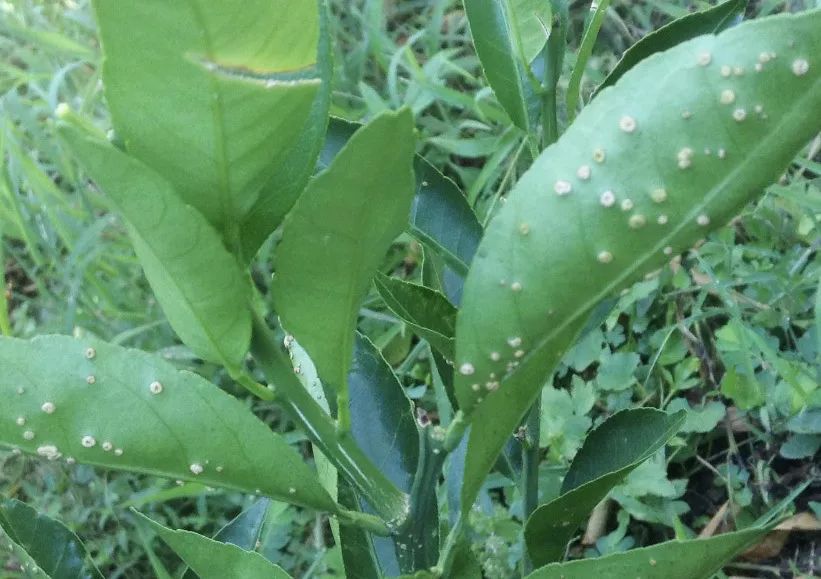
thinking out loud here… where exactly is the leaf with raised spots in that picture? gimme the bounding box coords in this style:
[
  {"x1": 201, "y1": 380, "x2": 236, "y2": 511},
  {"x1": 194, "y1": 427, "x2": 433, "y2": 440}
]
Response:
[
  {"x1": 374, "y1": 274, "x2": 457, "y2": 359},
  {"x1": 596, "y1": 0, "x2": 748, "y2": 94},
  {"x1": 0, "y1": 498, "x2": 103, "y2": 579},
  {"x1": 58, "y1": 124, "x2": 251, "y2": 371},
  {"x1": 92, "y1": 0, "x2": 322, "y2": 259},
  {"x1": 136, "y1": 512, "x2": 293, "y2": 579},
  {"x1": 0, "y1": 335, "x2": 337, "y2": 513},
  {"x1": 463, "y1": 0, "x2": 542, "y2": 131},
  {"x1": 274, "y1": 108, "x2": 415, "y2": 393},
  {"x1": 524, "y1": 409, "x2": 685, "y2": 566},
  {"x1": 454, "y1": 10, "x2": 821, "y2": 514},
  {"x1": 525, "y1": 526, "x2": 772, "y2": 579}
]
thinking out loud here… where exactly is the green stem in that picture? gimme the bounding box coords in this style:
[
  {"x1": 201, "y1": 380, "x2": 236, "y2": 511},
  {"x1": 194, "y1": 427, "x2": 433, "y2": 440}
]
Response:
[
  {"x1": 540, "y1": 0, "x2": 569, "y2": 149},
  {"x1": 249, "y1": 312, "x2": 409, "y2": 527},
  {"x1": 395, "y1": 427, "x2": 448, "y2": 573},
  {"x1": 434, "y1": 514, "x2": 464, "y2": 577},
  {"x1": 338, "y1": 508, "x2": 391, "y2": 537},
  {"x1": 520, "y1": 393, "x2": 542, "y2": 575}
]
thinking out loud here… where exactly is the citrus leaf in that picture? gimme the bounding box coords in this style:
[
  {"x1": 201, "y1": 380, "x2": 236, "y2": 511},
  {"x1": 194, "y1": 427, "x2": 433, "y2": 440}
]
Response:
[
  {"x1": 454, "y1": 10, "x2": 821, "y2": 514},
  {"x1": 525, "y1": 527, "x2": 771, "y2": 579},
  {"x1": 463, "y1": 0, "x2": 542, "y2": 131},
  {"x1": 0, "y1": 335, "x2": 338, "y2": 513},
  {"x1": 274, "y1": 108, "x2": 416, "y2": 393},
  {"x1": 58, "y1": 124, "x2": 251, "y2": 372},
  {"x1": 374, "y1": 274, "x2": 457, "y2": 359},
  {"x1": 0, "y1": 498, "x2": 103, "y2": 579},
  {"x1": 92, "y1": 0, "x2": 322, "y2": 260},
  {"x1": 136, "y1": 512, "x2": 293, "y2": 579},
  {"x1": 322, "y1": 118, "x2": 483, "y2": 275},
  {"x1": 239, "y1": 0, "x2": 334, "y2": 259},
  {"x1": 524, "y1": 409, "x2": 685, "y2": 566},
  {"x1": 596, "y1": 0, "x2": 748, "y2": 94}
]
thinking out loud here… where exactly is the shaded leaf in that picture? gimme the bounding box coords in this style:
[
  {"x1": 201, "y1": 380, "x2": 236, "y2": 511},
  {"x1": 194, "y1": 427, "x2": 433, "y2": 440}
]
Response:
[
  {"x1": 58, "y1": 124, "x2": 251, "y2": 371},
  {"x1": 374, "y1": 274, "x2": 457, "y2": 359},
  {"x1": 0, "y1": 498, "x2": 103, "y2": 579},
  {"x1": 0, "y1": 335, "x2": 337, "y2": 512},
  {"x1": 596, "y1": 0, "x2": 748, "y2": 94}
]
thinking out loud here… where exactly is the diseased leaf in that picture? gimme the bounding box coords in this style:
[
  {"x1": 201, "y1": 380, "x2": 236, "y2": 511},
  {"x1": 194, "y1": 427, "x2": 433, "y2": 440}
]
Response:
[
  {"x1": 596, "y1": 0, "x2": 748, "y2": 94},
  {"x1": 58, "y1": 124, "x2": 251, "y2": 372},
  {"x1": 463, "y1": 0, "x2": 542, "y2": 131},
  {"x1": 92, "y1": 0, "x2": 323, "y2": 260},
  {"x1": 0, "y1": 335, "x2": 338, "y2": 513},
  {"x1": 274, "y1": 108, "x2": 416, "y2": 391},
  {"x1": 525, "y1": 527, "x2": 771, "y2": 579},
  {"x1": 524, "y1": 409, "x2": 685, "y2": 566},
  {"x1": 136, "y1": 513, "x2": 293, "y2": 579},
  {"x1": 0, "y1": 498, "x2": 103, "y2": 579},
  {"x1": 454, "y1": 10, "x2": 821, "y2": 515},
  {"x1": 374, "y1": 274, "x2": 457, "y2": 359}
]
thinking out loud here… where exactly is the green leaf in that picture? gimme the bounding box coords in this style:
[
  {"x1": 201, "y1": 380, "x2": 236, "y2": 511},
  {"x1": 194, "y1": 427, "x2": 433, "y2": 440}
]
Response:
[
  {"x1": 524, "y1": 408, "x2": 685, "y2": 566},
  {"x1": 411, "y1": 157, "x2": 483, "y2": 275},
  {"x1": 454, "y1": 10, "x2": 821, "y2": 515},
  {"x1": 374, "y1": 274, "x2": 457, "y2": 359},
  {"x1": 0, "y1": 335, "x2": 337, "y2": 513},
  {"x1": 239, "y1": 0, "x2": 335, "y2": 259},
  {"x1": 596, "y1": 0, "x2": 748, "y2": 94},
  {"x1": 136, "y1": 512, "x2": 293, "y2": 579},
  {"x1": 92, "y1": 0, "x2": 323, "y2": 260},
  {"x1": 463, "y1": 0, "x2": 542, "y2": 131},
  {"x1": 566, "y1": 0, "x2": 611, "y2": 120},
  {"x1": 274, "y1": 108, "x2": 416, "y2": 394},
  {"x1": 58, "y1": 124, "x2": 251, "y2": 372},
  {"x1": 0, "y1": 498, "x2": 103, "y2": 579},
  {"x1": 525, "y1": 527, "x2": 771, "y2": 579},
  {"x1": 322, "y1": 118, "x2": 483, "y2": 275},
  {"x1": 666, "y1": 398, "x2": 726, "y2": 433},
  {"x1": 511, "y1": 0, "x2": 553, "y2": 64}
]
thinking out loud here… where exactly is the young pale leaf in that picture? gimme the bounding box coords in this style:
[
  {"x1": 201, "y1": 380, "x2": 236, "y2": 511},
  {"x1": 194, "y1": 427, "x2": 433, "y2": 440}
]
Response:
[
  {"x1": 596, "y1": 0, "x2": 747, "y2": 94},
  {"x1": 454, "y1": 10, "x2": 821, "y2": 514},
  {"x1": 58, "y1": 125, "x2": 251, "y2": 372},
  {"x1": 524, "y1": 526, "x2": 771, "y2": 579},
  {"x1": 524, "y1": 409, "x2": 685, "y2": 566},
  {"x1": 274, "y1": 108, "x2": 415, "y2": 392},
  {"x1": 136, "y1": 513, "x2": 293, "y2": 579},
  {"x1": 0, "y1": 335, "x2": 338, "y2": 513},
  {"x1": 0, "y1": 498, "x2": 103, "y2": 579},
  {"x1": 92, "y1": 0, "x2": 322, "y2": 259},
  {"x1": 463, "y1": 0, "x2": 542, "y2": 131},
  {"x1": 374, "y1": 274, "x2": 457, "y2": 359}
]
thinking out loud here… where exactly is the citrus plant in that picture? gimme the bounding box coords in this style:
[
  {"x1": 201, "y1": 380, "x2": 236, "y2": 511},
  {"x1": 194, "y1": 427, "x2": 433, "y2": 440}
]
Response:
[{"x1": 1, "y1": 1, "x2": 819, "y2": 577}]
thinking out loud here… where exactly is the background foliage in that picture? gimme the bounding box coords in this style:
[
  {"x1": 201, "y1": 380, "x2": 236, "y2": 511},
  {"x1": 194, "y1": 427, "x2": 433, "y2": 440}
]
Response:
[{"x1": 1, "y1": 0, "x2": 818, "y2": 577}]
